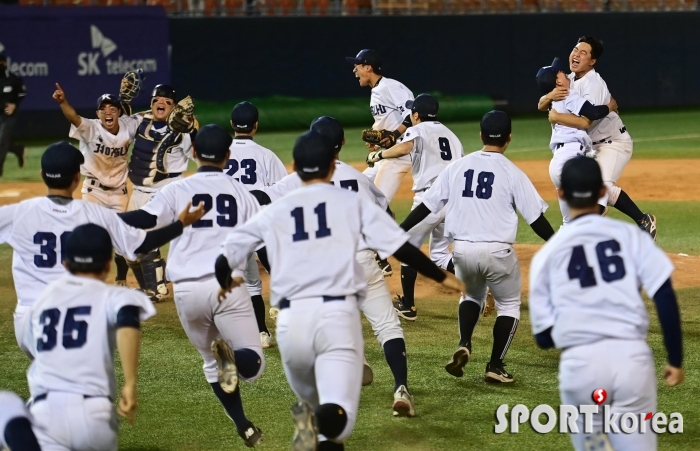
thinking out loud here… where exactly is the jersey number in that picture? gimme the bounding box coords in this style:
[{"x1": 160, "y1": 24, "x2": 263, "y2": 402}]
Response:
[
  {"x1": 34, "y1": 232, "x2": 72, "y2": 268},
  {"x1": 37, "y1": 306, "x2": 92, "y2": 352},
  {"x1": 330, "y1": 180, "x2": 359, "y2": 192},
  {"x1": 225, "y1": 159, "x2": 257, "y2": 185},
  {"x1": 291, "y1": 203, "x2": 331, "y2": 242},
  {"x1": 462, "y1": 170, "x2": 495, "y2": 199},
  {"x1": 192, "y1": 194, "x2": 238, "y2": 228},
  {"x1": 568, "y1": 240, "x2": 626, "y2": 288},
  {"x1": 438, "y1": 138, "x2": 452, "y2": 161}
]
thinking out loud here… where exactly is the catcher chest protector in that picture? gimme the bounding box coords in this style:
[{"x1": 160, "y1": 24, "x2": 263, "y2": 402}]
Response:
[{"x1": 129, "y1": 117, "x2": 187, "y2": 187}]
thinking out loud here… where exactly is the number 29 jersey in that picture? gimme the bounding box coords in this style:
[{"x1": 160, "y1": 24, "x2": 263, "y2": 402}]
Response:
[{"x1": 529, "y1": 215, "x2": 674, "y2": 349}]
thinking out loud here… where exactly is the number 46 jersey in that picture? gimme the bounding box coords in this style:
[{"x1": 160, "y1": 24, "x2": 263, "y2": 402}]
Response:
[
  {"x1": 529, "y1": 215, "x2": 674, "y2": 349},
  {"x1": 141, "y1": 168, "x2": 262, "y2": 283}
]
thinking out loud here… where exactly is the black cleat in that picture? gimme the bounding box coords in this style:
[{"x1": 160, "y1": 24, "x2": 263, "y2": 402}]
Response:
[
  {"x1": 484, "y1": 362, "x2": 514, "y2": 383},
  {"x1": 375, "y1": 253, "x2": 393, "y2": 277},
  {"x1": 238, "y1": 422, "x2": 263, "y2": 448},
  {"x1": 392, "y1": 295, "x2": 417, "y2": 321},
  {"x1": 638, "y1": 213, "x2": 657, "y2": 241},
  {"x1": 445, "y1": 346, "x2": 471, "y2": 378},
  {"x1": 15, "y1": 146, "x2": 26, "y2": 168}
]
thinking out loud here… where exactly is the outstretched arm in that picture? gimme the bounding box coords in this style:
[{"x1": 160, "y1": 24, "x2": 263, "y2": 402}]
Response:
[
  {"x1": 52, "y1": 83, "x2": 81, "y2": 127},
  {"x1": 651, "y1": 278, "x2": 684, "y2": 386}
]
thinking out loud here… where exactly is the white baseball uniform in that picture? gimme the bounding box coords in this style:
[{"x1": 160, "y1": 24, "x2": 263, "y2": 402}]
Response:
[
  {"x1": 26, "y1": 274, "x2": 155, "y2": 451},
  {"x1": 0, "y1": 391, "x2": 35, "y2": 449},
  {"x1": 0, "y1": 197, "x2": 147, "y2": 356},
  {"x1": 401, "y1": 121, "x2": 464, "y2": 269},
  {"x1": 549, "y1": 90, "x2": 594, "y2": 225},
  {"x1": 221, "y1": 183, "x2": 410, "y2": 442},
  {"x1": 568, "y1": 69, "x2": 632, "y2": 206},
  {"x1": 422, "y1": 150, "x2": 547, "y2": 318},
  {"x1": 141, "y1": 167, "x2": 265, "y2": 384},
  {"x1": 69, "y1": 115, "x2": 142, "y2": 212},
  {"x1": 227, "y1": 136, "x2": 288, "y2": 297},
  {"x1": 529, "y1": 214, "x2": 674, "y2": 451},
  {"x1": 365, "y1": 77, "x2": 414, "y2": 203},
  {"x1": 262, "y1": 160, "x2": 404, "y2": 347}
]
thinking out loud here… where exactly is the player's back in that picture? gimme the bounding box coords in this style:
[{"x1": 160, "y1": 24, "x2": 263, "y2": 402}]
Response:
[
  {"x1": 405, "y1": 121, "x2": 463, "y2": 191},
  {"x1": 27, "y1": 274, "x2": 154, "y2": 398},
  {"x1": 226, "y1": 137, "x2": 287, "y2": 189},
  {"x1": 370, "y1": 77, "x2": 414, "y2": 131},
  {"x1": 143, "y1": 169, "x2": 261, "y2": 283},
  {"x1": 550, "y1": 91, "x2": 593, "y2": 151},
  {"x1": 530, "y1": 215, "x2": 673, "y2": 349}
]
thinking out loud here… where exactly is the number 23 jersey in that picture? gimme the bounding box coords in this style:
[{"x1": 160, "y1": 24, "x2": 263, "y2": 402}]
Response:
[{"x1": 529, "y1": 214, "x2": 674, "y2": 349}]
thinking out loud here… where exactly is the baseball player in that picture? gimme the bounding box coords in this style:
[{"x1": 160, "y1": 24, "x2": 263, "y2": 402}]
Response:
[
  {"x1": 120, "y1": 125, "x2": 266, "y2": 447},
  {"x1": 0, "y1": 391, "x2": 41, "y2": 451},
  {"x1": 529, "y1": 156, "x2": 683, "y2": 451},
  {"x1": 52, "y1": 83, "x2": 141, "y2": 286},
  {"x1": 401, "y1": 111, "x2": 555, "y2": 382},
  {"x1": 538, "y1": 36, "x2": 657, "y2": 240},
  {"x1": 26, "y1": 223, "x2": 156, "y2": 451},
  {"x1": 228, "y1": 100, "x2": 288, "y2": 348},
  {"x1": 366, "y1": 94, "x2": 464, "y2": 321},
  {"x1": 126, "y1": 84, "x2": 198, "y2": 301},
  {"x1": 0, "y1": 141, "x2": 204, "y2": 357},
  {"x1": 215, "y1": 130, "x2": 464, "y2": 450},
  {"x1": 255, "y1": 116, "x2": 417, "y2": 416},
  {"x1": 535, "y1": 57, "x2": 618, "y2": 225}
]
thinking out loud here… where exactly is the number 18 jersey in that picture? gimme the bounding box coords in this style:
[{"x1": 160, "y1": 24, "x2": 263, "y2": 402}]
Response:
[{"x1": 529, "y1": 215, "x2": 674, "y2": 349}]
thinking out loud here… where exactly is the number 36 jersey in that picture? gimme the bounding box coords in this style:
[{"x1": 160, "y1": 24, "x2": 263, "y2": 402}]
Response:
[
  {"x1": 529, "y1": 215, "x2": 674, "y2": 349},
  {"x1": 27, "y1": 274, "x2": 155, "y2": 398},
  {"x1": 141, "y1": 168, "x2": 261, "y2": 283}
]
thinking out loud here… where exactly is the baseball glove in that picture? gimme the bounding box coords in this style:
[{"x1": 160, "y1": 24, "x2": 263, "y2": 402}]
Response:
[
  {"x1": 361, "y1": 129, "x2": 400, "y2": 149},
  {"x1": 167, "y1": 96, "x2": 196, "y2": 134}
]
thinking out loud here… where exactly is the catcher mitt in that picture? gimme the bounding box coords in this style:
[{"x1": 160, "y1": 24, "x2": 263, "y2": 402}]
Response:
[
  {"x1": 167, "y1": 96, "x2": 196, "y2": 134},
  {"x1": 361, "y1": 129, "x2": 400, "y2": 149}
]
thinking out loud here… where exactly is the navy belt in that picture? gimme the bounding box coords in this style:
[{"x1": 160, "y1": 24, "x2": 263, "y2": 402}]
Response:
[
  {"x1": 33, "y1": 393, "x2": 112, "y2": 403},
  {"x1": 278, "y1": 295, "x2": 346, "y2": 310},
  {"x1": 554, "y1": 143, "x2": 584, "y2": 150},
  {"x1": 593, "y1": 126, "x2": 627, "y2": 145},
  {"x1": 87, "y1": 178, "x2": 121, "y2": 191}
]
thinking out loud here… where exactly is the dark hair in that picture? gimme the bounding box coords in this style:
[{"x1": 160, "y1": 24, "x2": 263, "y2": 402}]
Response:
[
  {"x1": 297, "y1": 166, "x2": 332, "y2": 182},
  {"x1": 42, "y1": 173, "x2": 76, "y2": 189},
  {"x1": 565, "y1": 192, "x2": 600, "y2": 209},
  {"x1": 65, "y1": 259, "x2": 110, "y2": 275},
  {"x1": 369, "y1": 64, "x2": 382, "y2": 76},
  {"x1": 416, "y1": 114, "x2": 433, "y2": 123},
  {"x1": 577, "y1": 36, "x2": 604, "y2": 60},
  {"x1": 234, "y1": 125, "x2": 256, "y2": 135},
  {"x1": 481, "y1": 135, "x2": 509, "y2": 147}
]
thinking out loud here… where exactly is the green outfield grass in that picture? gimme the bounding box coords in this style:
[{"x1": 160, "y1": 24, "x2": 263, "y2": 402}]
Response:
[{"x1": 0, "y1": 109, "x2": 699, "y2": 450}]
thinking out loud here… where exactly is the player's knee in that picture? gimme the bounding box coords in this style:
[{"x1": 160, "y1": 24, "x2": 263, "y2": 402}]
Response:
[
  {"x1": 246, "y1": 280, "x2": 263, "y2": 296},
  {"x1": 463, "y1": 296, "x2": 485, "y2": 309},
  {"x1": 4, "y1": 417, "x2": 41, "y2": 451},
  {"x1": 496, "y1": 306, "x2": 521, "y2": 321},
  {"x1": 606, "y1": 183, "x2": 621, "y2": 206},
  {"x1": 235, "y1": 348, "x2": 265, "y2": 381},
  {"x1": 377, "y1": 326, "x2": 404, "y2": 347},
  {"x1": 315, "y1": 403, "x2": 348, "y2": 440}
]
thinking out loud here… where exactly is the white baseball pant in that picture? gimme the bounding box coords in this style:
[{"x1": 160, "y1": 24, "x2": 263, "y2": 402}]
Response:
[
  {"x1": 244, "y1": 254, "x2": 263, "y2": 297},
  {"x1": 173, "y1": 277, "x2": 265, "y2": 384},
  {"x1": 80, "y1": 179, "x2": 129, "y2": 212},
  {"x1": 127, "y1": 177, "x2": 184, "y2": 211},
  {"x1": 549, "y1": 143, "x2": 587, "y2": 225},
  {"x1": 13, "y1": 304, "x2": 33, "y2": 359},
  {"x1": 559, "y1": 338, "x2": 657, "y2": 451},
  {"x1": 406, "y1": 193, "x2": 452, "y2": 269},
  {"x1": 593, "y1": 133, "x2": 633, "y2": 207},
  {"x1": 452, "y1": 241, "x2": 521, "y2": 320},
  {"x1": 276, "y1": 296, "x2": 363, "y2": 442},
  {"x1": 356, "y1": 250, "x2": 404, "y2": 346},
  {"x1": 30, "y1": 392, "x2": 117, "y2": 451}
]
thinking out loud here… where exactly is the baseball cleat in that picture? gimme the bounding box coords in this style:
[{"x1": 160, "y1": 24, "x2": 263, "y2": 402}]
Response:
[
  {"x1": 484, "y1": 362, "x2": 514, "y2": 383},
  {"x1": 362, "y1": 362, "x2": 374, "y2": 386},
  {"x1": 392, "y1": 385, "x2": 416, "y2": 417},
  {"x1": 16, "y1": 146, "x2": 26, "y2": 168},
  {"x1": 260, "y1": 331, "x2": 273, "y2": 349},
  {"x1": 375, "y1": 253, "x2": 393, "y2": 277},
  {"x1": 238, "y1": 422, "x2": 264, "y2": 448},
  {"x1": 269, "y1": 307, "x2": 280, "y2": 323},
  {"x1": 638, "y1": 213, "x2": 657, "y2": 241},
  {"x1": 291, "y1": 401, "x2": 318, "y2": 451},
  {"x1": 393, "y1": 295, "x2": 417, "y2": 321},
  {"x1": 115, "y1": 279, "x2": 127, "y2": 287},
  {"x1": 211, "y1": 339, "x2": 239, "y2": 394},
  {"x1": 445, "y1": 346, "x2": 471, "y2": 378}
]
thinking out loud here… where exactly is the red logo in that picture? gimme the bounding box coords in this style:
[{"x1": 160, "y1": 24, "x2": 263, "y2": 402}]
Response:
[
  {"x1": 592, "y1": 388, "x2": 607, "y2": 405},
  {"x1": 645, "y1": 412, "x2": 653, "y2": 421}
]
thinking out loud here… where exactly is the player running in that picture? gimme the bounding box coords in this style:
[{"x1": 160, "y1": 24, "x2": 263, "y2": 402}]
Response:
[
  {"x1": 0, "y1": 391, "x2": 41, "y2": 451},
  {"x1": 366, "y1": 94, "x2": 463, "y2": 321},
  {"x1": 120, "y1": 125, "x2": 266, "y2": 447},
  {"x1": 529, "y1": 156, "x2": 683, "y2": 451},
  {"x1": 0, "y1": 142, "x2": 204, "y2": 357},
  {"x1": 256, "y1": 116, "x2": 417, "y2": 416},
  {"x1": 26, "y1": 223, "x2": 156, "y2": 451},
  {"x1": 535, "y1": 57, "x2": 618, "y2": 225},
  {"x1": 227, "y1": 100, "x2": 288, "y2": 349},
  {"x1": 216, "y1": 130, "x2": 464, "y2": 450},
  {"x1": 401, "y1": 111, "x2": 555, "y2": 382},
  {"x1": 538, "y1": 36, "x2": 657, "y2": 239}
]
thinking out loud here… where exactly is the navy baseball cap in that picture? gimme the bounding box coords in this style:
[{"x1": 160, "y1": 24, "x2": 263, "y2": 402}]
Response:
[
  {"x1": 293, "y1": 130, "x2": 335, "y2": 175},
  {"x1": 310, "y1": 116, "x2": 344, "y2": 152},
  {"x1": 194, "y1": 124, "x2": 233, "y2": 161},
  {"x1": 536, "y1": 57, "x2": 568, "y2": 94},
  {"x1": 96, "y1": 94, "x2": 122, "y2": 111},
  {"x1": 480, "y1": 110, "x2": 512, "y2": 141},
  {"x1": 345, "y1": 49, "x2": 382, "y2": 70},
  {"x1": 406, "y1": 94, "x2": 439, "y2": 118},
  {"x1": 560, "y1": 156, "x2": 603, "y2": 206},
  {"x1": 231, "y1": 101, "x2": 259, "y2": 130},
  {"x1": 63, "y1": 223, "x2": 113, "y2": 266},
  {"x1": 152, "y1": 84, "x2": 176, "y2": 101},
  {"x1": 41, "y1": 141, "x2": 84, "y2": 180}
]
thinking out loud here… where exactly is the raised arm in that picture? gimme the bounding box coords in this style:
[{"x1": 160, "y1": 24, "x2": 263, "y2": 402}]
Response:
[{"x1": 52, "y1": 83, "x2": 81, "y2": 127}]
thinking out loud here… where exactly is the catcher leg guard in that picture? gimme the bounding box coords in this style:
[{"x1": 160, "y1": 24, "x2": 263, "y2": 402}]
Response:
[
  {"x1": 153, "y1": 250, "x2": 169, "y2": 297},
  {"x1": 126, "y1": 259, "x2": 147, "y2": 290},
  {"x1": 139, "y1": 250, "x2": 167, "y2": 301}
]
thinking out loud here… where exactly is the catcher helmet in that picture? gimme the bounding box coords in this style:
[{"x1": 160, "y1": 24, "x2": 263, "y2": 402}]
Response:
[{"x1": 152, "y1": 84, "x2": 176, "y2": 101}]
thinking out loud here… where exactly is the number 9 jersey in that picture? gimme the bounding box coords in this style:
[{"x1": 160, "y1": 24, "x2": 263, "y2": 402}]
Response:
[{"x1": 529, "y1": 214, "x2": 674, "y2": 348}]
